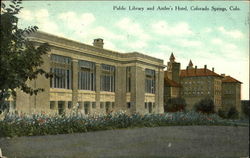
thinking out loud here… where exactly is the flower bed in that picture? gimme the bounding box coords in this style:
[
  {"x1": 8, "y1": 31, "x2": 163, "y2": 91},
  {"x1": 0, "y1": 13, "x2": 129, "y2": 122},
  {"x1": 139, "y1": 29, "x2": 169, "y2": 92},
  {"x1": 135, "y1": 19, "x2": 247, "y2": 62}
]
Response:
[{"x1": 0, "y1": 111, "x2": 243, "y2": 137}]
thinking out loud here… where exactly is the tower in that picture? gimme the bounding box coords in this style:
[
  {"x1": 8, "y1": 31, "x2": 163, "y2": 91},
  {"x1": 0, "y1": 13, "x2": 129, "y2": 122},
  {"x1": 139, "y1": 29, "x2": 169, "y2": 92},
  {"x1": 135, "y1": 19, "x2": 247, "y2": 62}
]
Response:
[{"x1": 167, "y1": 53, "x2": 180, "y2": 83}]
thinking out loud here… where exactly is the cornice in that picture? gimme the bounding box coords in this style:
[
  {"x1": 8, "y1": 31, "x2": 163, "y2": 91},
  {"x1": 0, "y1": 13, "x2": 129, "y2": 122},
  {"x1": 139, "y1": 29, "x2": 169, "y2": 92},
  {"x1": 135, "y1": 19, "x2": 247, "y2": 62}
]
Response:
[{"x1": 28, "y1": 31, "x2": 164, "y2": 68}]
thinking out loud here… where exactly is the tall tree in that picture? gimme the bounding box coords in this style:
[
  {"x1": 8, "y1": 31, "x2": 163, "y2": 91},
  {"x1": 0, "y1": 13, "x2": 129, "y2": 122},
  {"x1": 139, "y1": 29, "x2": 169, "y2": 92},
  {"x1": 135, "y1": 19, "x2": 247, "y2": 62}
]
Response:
[{"x1": 0, "y1": 0, "x2": 50, "y2": 111}]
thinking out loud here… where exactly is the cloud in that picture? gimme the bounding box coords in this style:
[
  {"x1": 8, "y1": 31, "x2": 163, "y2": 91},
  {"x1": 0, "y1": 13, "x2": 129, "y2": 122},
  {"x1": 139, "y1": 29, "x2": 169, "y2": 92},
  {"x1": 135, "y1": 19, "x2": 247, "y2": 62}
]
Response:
[
  {"x1": 18, "y1": 9, "x2": 64, "y2": 37},
  {"x1": 177, "y1": 39, "x2": 202, "y2": 47},
  {"x1": 211, "y1": 38, "x2": 223, "y2": 45},
  {"x1": 19, "y1": 9, "x2": 33, "y2": 21},
  {"x1": 116, "y1": 17, "x2": 151, "y2": 41},
  {"x1": 218, "y1": 26, "x2": 244, "y2": 38},
  {"x1": 158, "y1": 45, "x2": 174, "y2": 52},
  {"x1": 152, "y1": 21, "x2": 193, "y2": 36},
  {"x1": 58, "y1": 12, "x2": 95, "y2": 34},
  {"x1": 90, "y1": 26, "x2": 125, "y2": 40},
  {"x1": 127, "y1": 40, "x2": 147, "y2": 49},
  {"x1": 203, "y1": 28, "x2": 212, "y2": 33}
]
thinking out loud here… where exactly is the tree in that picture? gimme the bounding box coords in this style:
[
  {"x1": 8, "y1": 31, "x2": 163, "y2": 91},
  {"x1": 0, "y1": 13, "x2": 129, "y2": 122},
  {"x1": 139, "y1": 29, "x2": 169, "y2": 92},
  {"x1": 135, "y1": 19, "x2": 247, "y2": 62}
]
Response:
[
  {"x1": 0, "y1": 0, "x2": 50, "y2": 111},
  {"x1": 164, "y1": 97, "x2": 187, "y2": 112},
  {"x1": 241, "y1": 100, "x2": 249, "y2": 118},
  {"x1": 194, "y1": 97, "x2": 215, "y2": 114}
]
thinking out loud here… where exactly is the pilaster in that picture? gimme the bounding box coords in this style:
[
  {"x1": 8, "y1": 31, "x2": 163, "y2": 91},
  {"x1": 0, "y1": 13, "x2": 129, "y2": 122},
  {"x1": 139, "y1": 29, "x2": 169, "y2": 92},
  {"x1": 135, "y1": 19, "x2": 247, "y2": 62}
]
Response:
[{"x1": 72, "y1": 59, "x2": 78, "y2": 107}]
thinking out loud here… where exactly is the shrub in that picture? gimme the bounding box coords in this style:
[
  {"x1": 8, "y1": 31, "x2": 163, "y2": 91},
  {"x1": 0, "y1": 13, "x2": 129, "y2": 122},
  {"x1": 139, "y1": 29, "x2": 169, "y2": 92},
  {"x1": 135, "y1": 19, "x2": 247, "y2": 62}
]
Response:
[
  {"x1": 0, "y1": 111, "x2": 235, "y2": 138},
  {"x1": 164, "y1": 97, "x2": 187, "y2": 112},
  {"x1": 227, "y1": 107, "x2": 239, "y2": 119},
  {"x1": 241, "y1": 100, "x2": 249, "y2": 118},
  {"x1": 218, "y1": 109, "x2": 227, "y2": 119},
  {"x1": 194, "y1": 97, "x2": 215, "y2": 114}
]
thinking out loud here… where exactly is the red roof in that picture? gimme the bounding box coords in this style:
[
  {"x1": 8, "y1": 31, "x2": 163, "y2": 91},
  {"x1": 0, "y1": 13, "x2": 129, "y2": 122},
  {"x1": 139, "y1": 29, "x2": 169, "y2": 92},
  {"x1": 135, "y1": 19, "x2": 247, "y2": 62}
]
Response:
[
  {"x1": 164, "y1": 78, "x2": 181, "y2": 87},
  {"x1": 180, "y1": 68, "x2": 222, "y2": 78},
  {"x1": 222, "y1": 76, "x2": 242, "y2": 83}
]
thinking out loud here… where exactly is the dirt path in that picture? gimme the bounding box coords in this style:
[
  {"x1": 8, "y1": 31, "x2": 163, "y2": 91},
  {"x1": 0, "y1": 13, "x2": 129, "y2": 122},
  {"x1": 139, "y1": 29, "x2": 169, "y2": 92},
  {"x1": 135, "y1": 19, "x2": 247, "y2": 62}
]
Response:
[{"x1": 0, "y1": 126, "x2": 249, "y2": 158}]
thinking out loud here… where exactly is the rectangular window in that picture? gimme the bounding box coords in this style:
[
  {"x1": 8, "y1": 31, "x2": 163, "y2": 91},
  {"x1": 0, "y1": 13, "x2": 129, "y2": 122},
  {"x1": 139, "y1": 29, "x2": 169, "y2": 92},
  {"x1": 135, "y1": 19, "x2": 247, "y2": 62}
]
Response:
[
  {"x1": 127, "y1": 102, "x2": 131, "y2": 108},
  {"x1": 100, "y1": 64, "x2": 115, "y2": 92},
  {"x1": 92, "y1": 102, "x2": 96, "y2": 109},
  {"x1": 68, "y1": 101, "x2": 72, "y2": 109},
  {"x1": 145, "y1": 69, "x2": 155, "y2": 94},
  {"x1": 100, "y1": 102, "x2": 105, "y2": 109},
  {"x1": 78, "y1": 60, "x2": 95, "y2": 91},
  {"x1": 50, "y1": 54, "x2": 72, "y2": 89},
  {"x1": 126, "y1": 67, "x2": 131, "y2": 92},
  {"x1": 145, "y1": 102, "x2": 148, "y2": 109},
  {"x1": 50, "y1": 101, "x2": 55, "y2": 110}
]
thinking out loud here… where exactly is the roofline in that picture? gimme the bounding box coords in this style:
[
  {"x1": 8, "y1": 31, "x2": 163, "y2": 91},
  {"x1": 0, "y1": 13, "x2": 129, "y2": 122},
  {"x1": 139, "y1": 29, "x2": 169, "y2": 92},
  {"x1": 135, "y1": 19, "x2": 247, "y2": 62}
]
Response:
[{"x1": 28, "y1": 31, "x2": 164, "y2": 65}]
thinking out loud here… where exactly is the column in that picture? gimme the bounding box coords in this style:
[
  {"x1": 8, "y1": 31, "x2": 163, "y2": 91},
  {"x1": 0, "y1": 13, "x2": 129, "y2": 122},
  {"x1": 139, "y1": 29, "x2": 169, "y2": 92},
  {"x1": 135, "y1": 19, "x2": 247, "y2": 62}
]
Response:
[
  {"x1": 95, "y1": 63, "x2": 101, "y2": 112},
  {"x1": 115, "y1": 66, "x2": 126, "y2": 112},
  {"x1": 72, "y1": 59, "x2": 78, "y2": 107},
  {"x1": 155, "y1": 68, "x2": 164, "y2": 114}
]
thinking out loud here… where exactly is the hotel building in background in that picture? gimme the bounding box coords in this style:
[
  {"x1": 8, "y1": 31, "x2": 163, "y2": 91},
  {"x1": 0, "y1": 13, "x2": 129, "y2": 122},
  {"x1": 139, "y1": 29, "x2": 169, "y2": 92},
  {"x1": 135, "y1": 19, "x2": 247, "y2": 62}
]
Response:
[{"x1": 164, "y1": 53, "x2": 242, "y2": 112}]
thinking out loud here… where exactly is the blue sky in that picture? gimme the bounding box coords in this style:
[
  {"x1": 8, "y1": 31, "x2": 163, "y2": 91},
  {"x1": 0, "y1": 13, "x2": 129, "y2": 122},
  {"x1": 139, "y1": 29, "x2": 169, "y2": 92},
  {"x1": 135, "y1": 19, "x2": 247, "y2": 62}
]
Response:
[{"x1": 12, "y1": 1, "x2": 249, "y2": 99}]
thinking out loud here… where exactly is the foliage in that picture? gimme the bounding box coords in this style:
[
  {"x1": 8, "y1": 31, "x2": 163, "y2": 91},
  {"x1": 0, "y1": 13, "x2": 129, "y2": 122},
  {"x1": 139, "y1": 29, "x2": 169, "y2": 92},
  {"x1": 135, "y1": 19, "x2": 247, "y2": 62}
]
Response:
[
  {"x1": 0, "y1": 111, "x2": 238, "y2": 138},
  {"x1": 164, "y1": 97, "x2": 187, "y2": 112},
  {"x1": 227, "y1": 107, "x2": 239, "y2": 119},
  {"x1": 218, "y1": 109, "x2": 227, "y2": 119},
  {"x1": 241, "y1": 101, "x2": 249, "y2": 118},
  {"x1": 194, "y1": 97, "x2": 215, "y2": 114},
  {"x1": 0, "y1": 0, "x2": 50, "y2": 107}
]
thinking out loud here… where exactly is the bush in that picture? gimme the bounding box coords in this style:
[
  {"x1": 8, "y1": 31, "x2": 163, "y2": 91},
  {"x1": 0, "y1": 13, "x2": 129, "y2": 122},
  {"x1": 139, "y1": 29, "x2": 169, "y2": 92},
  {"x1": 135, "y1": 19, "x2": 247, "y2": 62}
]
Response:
[
  {"x1": 0, "y1": 111, "x2": 235, "y2": 138},
  {"x1": 218, "y1": 109, "x2": 227, "y2": 119},
  {"x1": 227, "y1": 107, "x2": 239, "y2": 119},
  {"x1": 164, "y1": 97, "x2": 187, "y2": 112},
  {"x1": 194, "y1": 97, "x2": 215, "y2": 114},
  {"x1": 241, "y1": 101, "x2": 249, "y2": 118}
]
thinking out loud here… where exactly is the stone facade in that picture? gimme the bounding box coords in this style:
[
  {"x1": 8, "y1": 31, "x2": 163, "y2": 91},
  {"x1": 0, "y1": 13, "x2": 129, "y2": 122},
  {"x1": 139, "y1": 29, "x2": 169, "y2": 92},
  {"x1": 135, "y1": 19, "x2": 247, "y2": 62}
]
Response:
[
  {"x1": 164, "y1": 53, "x2": 241, "y2": 112},
  {"x1": 221, "y1": 75, "x2": 242, "y2": 113},
  {"x1": 9, "y1": 31, "x2": 165, "y2": 115}
]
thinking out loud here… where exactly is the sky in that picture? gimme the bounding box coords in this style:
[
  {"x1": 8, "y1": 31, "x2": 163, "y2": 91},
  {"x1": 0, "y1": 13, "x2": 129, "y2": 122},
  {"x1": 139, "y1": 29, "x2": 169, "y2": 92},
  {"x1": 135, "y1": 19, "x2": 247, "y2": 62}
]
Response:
[{"x1": 8, "y1": 1, "x2": 249, "y2": 100}]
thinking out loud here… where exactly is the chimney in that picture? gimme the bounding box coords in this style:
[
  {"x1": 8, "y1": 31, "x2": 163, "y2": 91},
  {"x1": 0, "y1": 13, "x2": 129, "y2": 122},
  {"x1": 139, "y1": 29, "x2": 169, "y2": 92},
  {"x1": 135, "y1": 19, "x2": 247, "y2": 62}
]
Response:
[
  {"x1": 93, "y1": 38, "x2": 104, "y2": 48},
  {"x1": 204, "y1": 65, "x2": 207, "y2": 72},
  {"x1": 221, "y1": 73, "x2": 225, "y2": 77},
  {"x1": 212, "y1": 67, "x2": 214, "y2": 72}
]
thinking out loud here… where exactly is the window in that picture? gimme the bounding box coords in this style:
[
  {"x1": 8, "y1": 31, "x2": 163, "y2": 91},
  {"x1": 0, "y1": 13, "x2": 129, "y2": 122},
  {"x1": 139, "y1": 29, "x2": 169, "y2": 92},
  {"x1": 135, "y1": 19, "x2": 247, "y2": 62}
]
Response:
[
  {"x1": 68, "y1": 101, "x2": 72, "y2": 109},
  {"x1": 145, "y1": 69, "x2": 155, "y2": 93},
  {"x1": 100, "y1": 102, "x2": 105, "y2": 109},
  {"x1": 92, "y1": 102, "x2": 96, "y2": 109},
  {"x1": 50, "y1": 54, "x2": 72, "y2": 89},
  {"x1": 50, "y1": 101, "x2": 55, "y2": 110},
  {"x1": 126, "y1": 67, "x2": 131, "y2": 92},
  {"x1": 145, "y1": 102, "x2": 148, "y2": 109},
  {"x1": 78, "y1": 60, "x2": 95, "y2": 91},
  {"x1": 153, "y1": 103, "x2": 155, "y2": 108},
  {"x1": 100, "y1": 64, "x2": 115, "y2": 92},
  {"x1": 84, "y1": 102, "x2": 90, "y2": 114},
  {"x1": 127, "y1": 102, "x2": 131, "y2": 108}
]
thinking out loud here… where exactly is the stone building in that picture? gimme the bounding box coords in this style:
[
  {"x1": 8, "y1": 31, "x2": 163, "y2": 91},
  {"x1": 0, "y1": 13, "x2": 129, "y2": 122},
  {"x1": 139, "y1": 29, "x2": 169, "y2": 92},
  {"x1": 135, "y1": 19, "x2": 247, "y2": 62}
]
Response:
[
  {"x1": 164, "y1": 53, "x2": 181, "y2": 103},
  {"x1": 164, "y1": 53, "x2": 241, "y2": 112},
  {"x1": 7, "y1": 31, "x2": 165, "y2": 115},
  {"x1": 221, "y1": 75, "x2": 242, "y2": 112}
]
